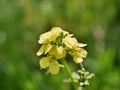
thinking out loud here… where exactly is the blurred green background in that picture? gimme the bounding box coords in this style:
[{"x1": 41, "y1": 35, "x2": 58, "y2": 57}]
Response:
[{"x1": 0, "y1": 0, "x2": 120, "y2": 90}]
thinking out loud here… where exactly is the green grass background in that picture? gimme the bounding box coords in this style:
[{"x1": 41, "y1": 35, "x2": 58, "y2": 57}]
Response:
[{"x1": 0, "y1": 0, "x2": 120, "y2": 90}]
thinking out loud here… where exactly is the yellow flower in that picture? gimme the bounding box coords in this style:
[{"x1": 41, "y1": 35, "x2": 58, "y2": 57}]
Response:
[
  {"x1": 37, "y1": 27, "x2": 88, "y2": 75},
  {"x1": 38, "y1": 27, "x2": 68, "y2": 45},
  {"x1": 39, "y1": 56, "x2": 62, "y2": 74},
  {"x1": 38, "y1": 31, "x2": 51, "y2": 44},
  {"x1": 37, "y1": 27, "x2": 69, "y2": 56},
  {"x1": 63, "y1": 35, "x2": 79, "y2": 49},
  {"x1": 48, "y1": 45, "x2": 66, "y2": 59},
  {"x1": 51, "y1": 27, "x2": 68, "y2": 37},
  {"x1": 62, "y1": 34, "x2": 87, "y2": 63},
  {"x1": 73, "y1": 48, "x2": 87, "y2": 63},
  {"x1": 63, "y1": 35, "x2": 87, "y2": 49}
]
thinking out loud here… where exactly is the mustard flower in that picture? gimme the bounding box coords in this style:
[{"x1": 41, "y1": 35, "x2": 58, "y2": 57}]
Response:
[
  {"x1": 38, "y1": 45, "x2": 66, "y2": 74},
  {"x1": 37, "y1": 27, "x2": 68, "y2": 56},
  {"x1": 63, "y1": 34, "x2": 87, "y2": 63},
  {"x1": 63, "y1": 34, "x2": 87, "y2": 49},
  {"x1": 50, "y1": 27, "x2": 68, "y2": 40},
  {"x1": 37, "y1": 27, "x2": 88, "y2": 75},
  {"x1": 73, "y1": 47, "x2": 87, "y2": 63},
  {"x1": 38, "y1": 27, "x2": 68, "y2": 45},
  {"x1": 63, "y1": 36, "x2": 78, "y2": 49},
  {"x1": 39, "y1": 56, "x2": 63, "y2": 74},
  {"x1": 38, "y1": 31, "x2": 51, "y2": 44},
  {"x1": 48, "y1": 45, "x2": 66, "y2": 59}
]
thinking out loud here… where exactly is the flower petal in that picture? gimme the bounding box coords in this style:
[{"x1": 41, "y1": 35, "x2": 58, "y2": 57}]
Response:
[
  {"x1": 79, "y1": 48, "x2": 87, "y2": 58},
  {"x1": 48, "y1": 46, "x2": 66, "y2": 59},
  {"x1": 36, "y1": 45, "x2": 45, "y2": 56},
  {"x1": 73, "y1": 53, "x2": 83, "y2": 63},
  {"x1": 39, "y1": 57, "x2": 51, "y2": 68},
  {"x1": 39, "y1": 31, "x2": 51, "y2": 44},
  {"x1": 56, "y1": 46, "x2": 66, "y2": 59},
  {"x1": 49, "y1": 60, "x2": 60, "y2": 74},
  {"x1": 44, "y1": 44, "x2": 53, "y2": 54},
  {"x1": 78, "y1": 43, "x2": 87, "y2": 47},
  {"x1": 72, "y1": 72, "x2": 80, "y2": 79},
  {"x1": 51, "y1": 27, "x2": 68, "y2": 35},
  {"x1": 63, "y1": 36, "x2": 78, "y2": 49}
]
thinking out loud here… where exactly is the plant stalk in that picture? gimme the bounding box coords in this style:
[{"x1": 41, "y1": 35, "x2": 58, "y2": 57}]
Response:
[{"x1": 62, "y1": 58, "x2": 78, "y2": 90}]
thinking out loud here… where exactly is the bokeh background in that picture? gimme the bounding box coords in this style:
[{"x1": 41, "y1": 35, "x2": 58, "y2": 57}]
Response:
[{"x1": 0, "y1": 0, "x2": 120, "y2": 90}]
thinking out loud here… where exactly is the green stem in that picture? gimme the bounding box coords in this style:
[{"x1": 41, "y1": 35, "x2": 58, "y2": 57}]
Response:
[
  {"x1": 80, "y1": 63, "x2": 84, "y2": 69},
  {"x1": 80, "y1": 63, "x2": 83, "y2": 90},
  {"x1": 62, "y1": 58, "x2": 78, "y2": 90}
]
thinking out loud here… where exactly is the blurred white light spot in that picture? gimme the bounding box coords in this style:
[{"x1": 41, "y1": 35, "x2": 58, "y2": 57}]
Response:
[{"x1": 0, "y1": 31, "x2": 7, "y2": 44}]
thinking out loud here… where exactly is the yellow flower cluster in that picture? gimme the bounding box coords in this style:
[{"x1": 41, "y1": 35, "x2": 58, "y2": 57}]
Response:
[{"x1": 37, "y1": 27, "x2": 87, "y2": 74}]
